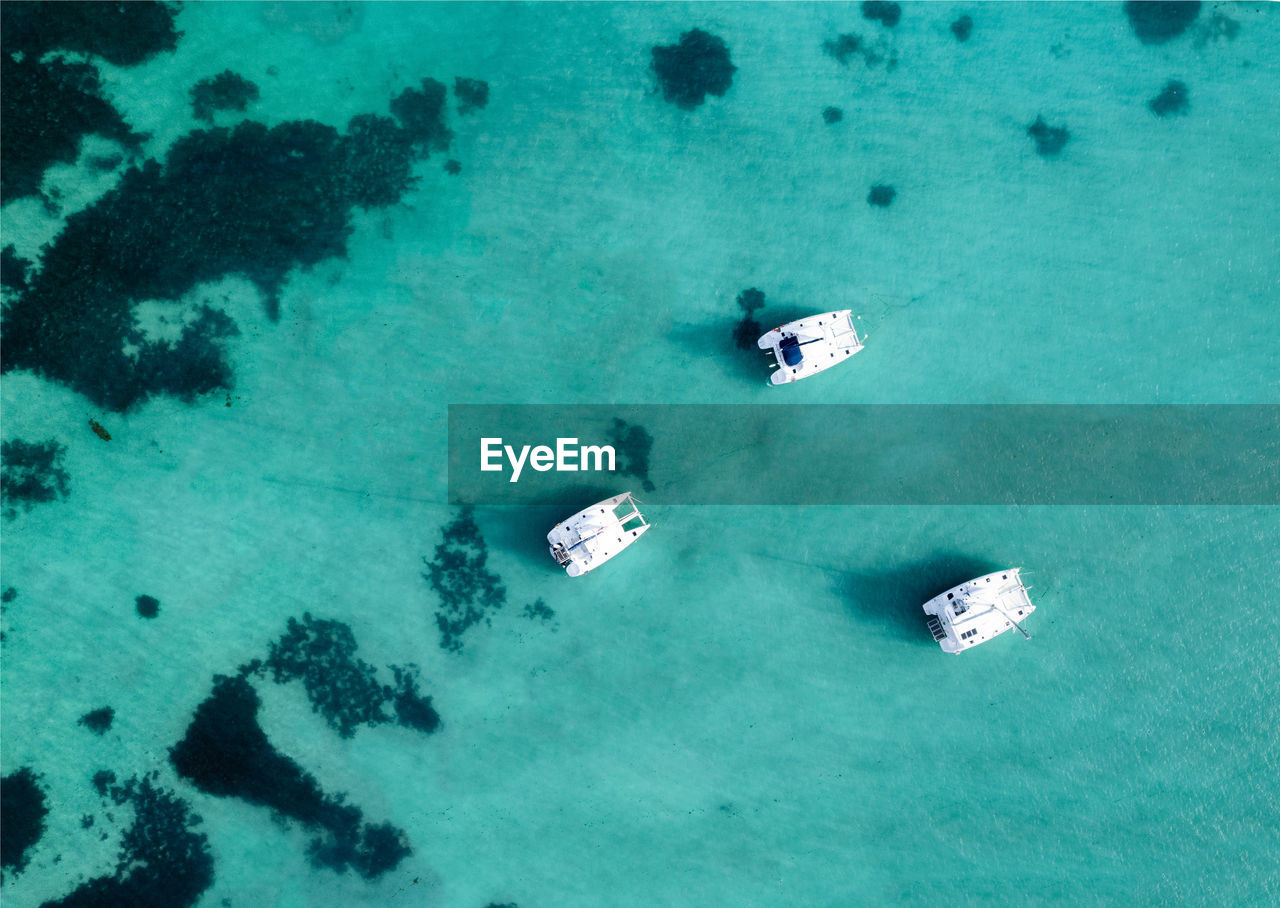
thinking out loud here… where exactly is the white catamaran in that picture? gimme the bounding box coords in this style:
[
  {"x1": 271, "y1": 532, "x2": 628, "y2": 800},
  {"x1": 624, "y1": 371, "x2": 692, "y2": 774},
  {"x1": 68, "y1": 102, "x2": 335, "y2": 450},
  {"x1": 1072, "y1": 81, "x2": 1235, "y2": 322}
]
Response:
[
  {"x1": 547, "y1": 492, "x2": 650, "y2": 577},
  {"x1": 922, "y1": 569, "x2": 1036, "y2": 654},
  {"x1": 757, "y1": 309, "x2": 863, "y2": 384}
]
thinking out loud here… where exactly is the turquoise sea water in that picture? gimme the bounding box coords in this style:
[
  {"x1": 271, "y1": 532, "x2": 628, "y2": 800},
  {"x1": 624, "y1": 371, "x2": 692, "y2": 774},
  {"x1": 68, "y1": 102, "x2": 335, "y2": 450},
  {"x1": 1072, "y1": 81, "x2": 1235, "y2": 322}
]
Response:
[{"x1": 2, "y1": 2, "x2": 1278, "y2": 906}]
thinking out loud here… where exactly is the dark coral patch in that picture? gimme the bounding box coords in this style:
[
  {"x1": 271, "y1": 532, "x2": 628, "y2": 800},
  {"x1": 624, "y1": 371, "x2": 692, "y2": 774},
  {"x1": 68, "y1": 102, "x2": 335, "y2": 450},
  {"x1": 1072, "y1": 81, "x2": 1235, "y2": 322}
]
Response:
[
  {"x1": 170, "y1": 674, "x2": 410, "y2": 879},
  {"x1": 444, "y1": 159, "x2": 462, "y2": 175},
  {"x1": 423, "y1": 508, "x2": 507, "y2": 652},
  {"x1": 134, "y1": 306, "x2": 241, "y2": 404},
  {"x1": 80, "y1": 707, "x2": 116, "y2": 734},
  {"x1": 1124, "y1": 1, "x2": 1200, "y2": 45},
  {"x1": 310, "y1": 820, "x2": 409, "y2": 880},
  {"x1": 2, "y1": 245, "x2": 31, "y2": 293},
  {"x1": 824, "y1": 33, "x2": 864, "y2": 66},
  {"x1": 1193, "y1": 11, "x2": 1239, "y2": 48},
  {"x1": 521, "y1": 598, "x2": 556, "y2": 624},
  {"x1": 0, "y1": 53, "x2": 146, "y2": 204},
  {"x1": 1, "y1": 586, "x2": 16, "y2": 603},
  {"x1": 1027, "y1": 115, "x2": 1070, "y2": 156},
  {"x1": 454, "y1": 77, "x2": 489, "y2": 115},
  {"x1": 1, "y1": 767, "x2": 48, "y2": 876},
  {"x1": 92, "y1": 770, "x2": 117, "y2": 797},
  {"x1": 342, "y1": 114, "x2": 418, "y2": 208},
  {"x1": 253, "y1": 614, "x2": 440, "y2": 736},
  {"x1": 1148, "y1": 79, "x2": 1190, "y2": 117},
  {"x1": 136, "y1": 594, "x2": 160, "y2": 618},
  {"x1": 390, "y1": 665, "x2": 441, "y2": 735},
  {"x1": 861, "y1": 1, "x2": 902, "y2": 28},
  {"x1": 951, "y1": 15, "x2": 974, "y2": 42},
  {"x1": 45, "y1": 776, "x2": 213, "y2": 907},
  {"x1": 391, "y1": 78, "x2": 454, "y2": 152},
  {"x1": 0, "y1": 0, "x2": 180, "y2": 66},
  {"x1": 2, "y1": 439, "x2": 71, "y2": 517},
  {"x1": 190, "y1": 70, "x2": 259, "y2": 122},
  {"x1": 1, "y1": 115, "x2": 420, "y2": 410},
  {"x1": 120, "y1": 122, "x2": 354, "y2": 303},
  {"x1": 262, "y1": 613, "x2": 395, "y2": 738},
  {"x1": 823, "y1": 32, "x2": 893, "y2": 69},
  {"x1": 822, "y1": 106, "x2": 843, "y2": 124},
  {"x1": 651, "y1": 29, "x2": 736, "y2": 110},
  {"x1": 867, "y1": 184, "x2": 896, "y2": 207},
  {"x1": 608, "y1": 418, "x2": 656, "y2": 492}
]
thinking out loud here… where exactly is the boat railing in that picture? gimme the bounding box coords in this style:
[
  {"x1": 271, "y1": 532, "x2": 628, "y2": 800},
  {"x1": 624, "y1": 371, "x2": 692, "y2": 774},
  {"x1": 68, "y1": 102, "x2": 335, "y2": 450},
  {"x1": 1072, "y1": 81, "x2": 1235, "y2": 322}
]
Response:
[{"x1": 615, "y1": 504, "x2": 648, "y2": 531}]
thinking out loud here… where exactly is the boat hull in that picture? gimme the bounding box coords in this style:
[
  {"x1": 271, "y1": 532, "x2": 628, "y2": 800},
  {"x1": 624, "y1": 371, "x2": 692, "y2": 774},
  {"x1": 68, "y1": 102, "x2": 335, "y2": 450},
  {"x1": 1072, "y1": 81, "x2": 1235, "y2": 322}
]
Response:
[
  {"x1": 547, "y1": 492, "x2": 650, "y2": 577},
  {"x1": 758, "y1": 309, "x2": 863, "y2": 384},
  {"x1": 921, "y1": 569, "x2": 1035, "y2": 653}
]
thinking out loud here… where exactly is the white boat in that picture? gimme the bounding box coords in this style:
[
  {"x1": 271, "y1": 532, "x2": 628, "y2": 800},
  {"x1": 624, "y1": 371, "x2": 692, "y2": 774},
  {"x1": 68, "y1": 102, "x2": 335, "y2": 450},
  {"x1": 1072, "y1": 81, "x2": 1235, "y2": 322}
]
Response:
[
  {"x1": 757, "y1": 309, "x2": 863, "y2": 384},
  {"x1": 548, "y1": 492, "x2": 650, "y2": 577},
  {"x1": 922, "y1": 569, "x2": 1035, "y2": 654}
]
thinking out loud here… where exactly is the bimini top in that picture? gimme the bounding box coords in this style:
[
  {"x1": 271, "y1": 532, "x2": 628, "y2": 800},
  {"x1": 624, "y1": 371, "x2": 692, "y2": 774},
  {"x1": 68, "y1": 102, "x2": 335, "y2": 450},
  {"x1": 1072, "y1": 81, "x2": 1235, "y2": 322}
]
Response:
[
  {"x1": 922, "y1": 569, "x2": 1035, "y2": 654},
  {"x1": 779, "y1": 335, "x2": 803, "y2": 366},
  {"x1": 757, "y1": 310, "x2": 863, "y2": 384},
  {"x1": 547, "y1": 492, "x2": 650, "y2": 577}
]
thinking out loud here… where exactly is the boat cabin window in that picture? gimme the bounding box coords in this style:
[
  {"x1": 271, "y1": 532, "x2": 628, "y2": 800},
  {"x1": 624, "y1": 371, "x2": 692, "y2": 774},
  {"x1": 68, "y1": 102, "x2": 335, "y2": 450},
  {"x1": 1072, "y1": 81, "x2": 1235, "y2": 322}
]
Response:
[{"x1": 780, "y1": 336, "x2": 803, "y2": 366}]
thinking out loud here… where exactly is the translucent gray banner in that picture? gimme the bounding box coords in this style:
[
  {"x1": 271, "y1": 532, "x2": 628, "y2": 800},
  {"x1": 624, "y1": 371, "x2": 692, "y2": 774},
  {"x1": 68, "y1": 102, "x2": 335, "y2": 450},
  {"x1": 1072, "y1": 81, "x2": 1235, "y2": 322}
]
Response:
[{"x1": 447, "y1": 405, "x2": 1280, "y2": 506}]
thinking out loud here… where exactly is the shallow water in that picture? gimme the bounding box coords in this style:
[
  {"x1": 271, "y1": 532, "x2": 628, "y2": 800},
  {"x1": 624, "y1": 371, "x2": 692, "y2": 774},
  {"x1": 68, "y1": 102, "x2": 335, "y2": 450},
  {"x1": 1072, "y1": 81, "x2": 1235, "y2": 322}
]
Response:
[{"x1": 2, "y1": 3, "x2": 1278, "y2": 906}]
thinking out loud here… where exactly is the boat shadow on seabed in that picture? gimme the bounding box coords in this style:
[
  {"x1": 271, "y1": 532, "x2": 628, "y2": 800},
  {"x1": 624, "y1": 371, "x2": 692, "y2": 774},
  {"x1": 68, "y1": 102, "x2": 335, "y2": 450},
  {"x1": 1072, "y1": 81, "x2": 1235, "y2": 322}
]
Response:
[
  {"x1": 845, "y1": 553, "x2": 1006, "y2": 644},
  {"x1": 473, "y1": 482, "x2": 623, "y2": 572},
  {"x1": 672, "y1": 304, "x2": 829, "y2": 386}
]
